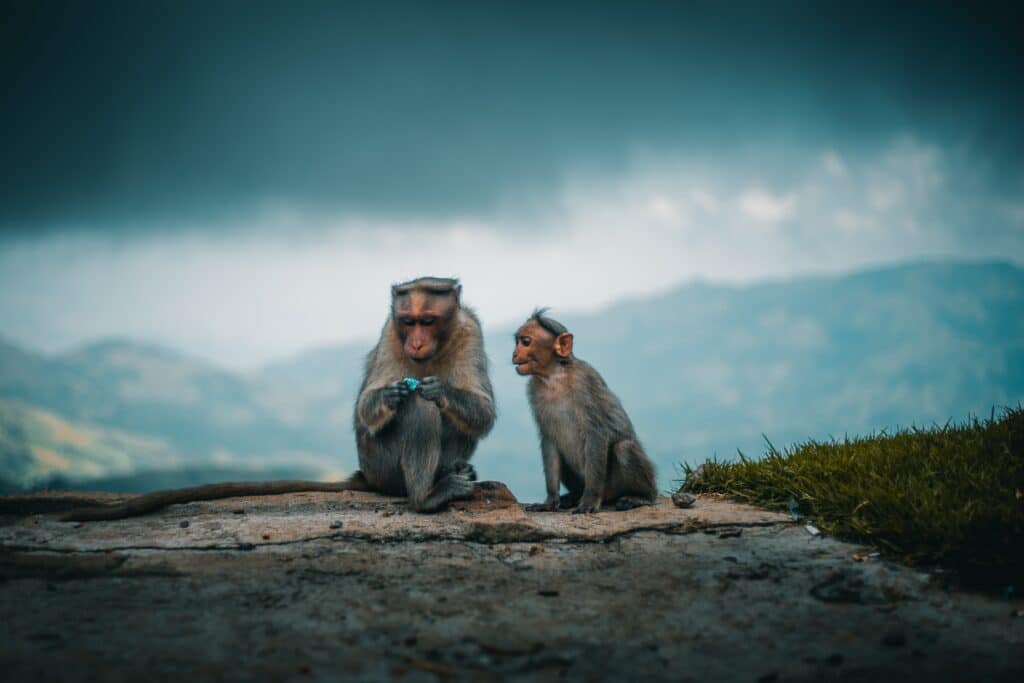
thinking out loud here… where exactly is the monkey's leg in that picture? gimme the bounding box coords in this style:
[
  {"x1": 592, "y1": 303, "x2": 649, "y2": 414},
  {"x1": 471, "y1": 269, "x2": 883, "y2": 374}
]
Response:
[
  {"x1": 355, "y1": 424, "x2": 407, "y2": 496},
  {"x1": 574, "y1": 435, "x2": 610, "y2": 514},
  {"x1": 606, "y1": 439, "x2": 658, "y2": 506},
  {"x1": 557, "y1": 454, "x2": 584, "y2": 509},
  {"x1": 401, "y1": 398, "x2": 473, "y2": 512},
  {"x1": 558, "y1": 492, "x2": 582, "y2": 508}
]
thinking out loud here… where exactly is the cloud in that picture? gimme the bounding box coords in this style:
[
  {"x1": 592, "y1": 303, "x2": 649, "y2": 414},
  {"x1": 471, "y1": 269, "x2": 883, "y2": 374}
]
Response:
[
  {"x1": 866, "y1": 139, "x2": 944, "y2": 213},
  {"x1": 0, "y1": 137, "x2": 1020, "y2": 368},
  {"x1": 739, "y1": 189, "x2": 798, "y2": 224},
  {"x1": 822, "y1": 151, "x2": 847, "y2": 177},
  {"x1": 690, "y1": 189, "x2": 720, "y2": 215},
  {"x1": 1, "y1": 2, "x2": 1021, "y2": 234}
]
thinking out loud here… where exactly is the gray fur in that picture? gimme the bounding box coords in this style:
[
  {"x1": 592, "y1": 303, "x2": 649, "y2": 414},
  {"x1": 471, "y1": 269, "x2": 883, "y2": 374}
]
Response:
[
  {"x1": 354, "y1": 291, "x2": 495, "y2": 512},
  {"x1": 528, "y1": 358, "x2": 657, "y2": 513}
]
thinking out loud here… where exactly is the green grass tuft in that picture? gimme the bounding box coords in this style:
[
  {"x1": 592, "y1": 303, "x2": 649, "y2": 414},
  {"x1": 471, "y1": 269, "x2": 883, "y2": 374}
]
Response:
[{"x1": 681, "y1": 407, "x2": 1024, "y2": 585}]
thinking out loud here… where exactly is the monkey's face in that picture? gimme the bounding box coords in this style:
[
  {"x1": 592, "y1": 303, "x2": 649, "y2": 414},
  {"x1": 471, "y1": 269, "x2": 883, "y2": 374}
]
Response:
[
  {"x1": 393, "y1": 291, "x2": 456, "y2": 362},
  {"x1": 512, "y1": 321, "x2": 557, "y2": 376}
]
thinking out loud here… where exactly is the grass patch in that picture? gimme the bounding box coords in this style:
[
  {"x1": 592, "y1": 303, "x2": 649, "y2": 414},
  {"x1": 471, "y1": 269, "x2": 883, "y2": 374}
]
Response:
[{"x1": 681, "y1": 407, "x2": 1024, "y2": 587}]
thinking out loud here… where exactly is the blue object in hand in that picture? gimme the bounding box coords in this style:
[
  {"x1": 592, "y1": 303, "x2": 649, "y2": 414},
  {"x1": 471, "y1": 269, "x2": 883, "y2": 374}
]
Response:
[{"x1": 404, "y1": 377, "x2": 421, "y2": 391}]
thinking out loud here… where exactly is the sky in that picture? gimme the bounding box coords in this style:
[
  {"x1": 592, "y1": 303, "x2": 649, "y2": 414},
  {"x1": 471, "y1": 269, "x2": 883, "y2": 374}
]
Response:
[{"x1": 1, "y1": 1, "x2": 1022, "y2": 368}]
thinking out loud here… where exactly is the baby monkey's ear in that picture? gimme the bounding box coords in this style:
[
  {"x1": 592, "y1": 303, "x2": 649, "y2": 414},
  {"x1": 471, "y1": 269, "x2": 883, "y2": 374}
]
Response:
[{"x1": 553, "y1": 332, "x2": 574, "y2": 358}]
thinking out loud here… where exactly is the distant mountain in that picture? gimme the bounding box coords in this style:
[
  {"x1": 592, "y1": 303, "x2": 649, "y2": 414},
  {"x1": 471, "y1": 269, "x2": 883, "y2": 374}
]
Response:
[
  {"x1": 0, "y1": 397, "x2": 334, "y2": 494},
  {"x1": 264, "y1": 260, "x2": 1024, "y2": 499},
  {"x1": 0, "y1": 398, "x2": 181, "y2": 491},
  {"x1": 547, "y1": 260, "x2": 1024, "y2": 479},
  {"x1": 0, "y1": 338, "x2": 336, "y2": 462},
  {"x1": 1, "y1": 260, "x2": 1022, "y2": 499}
]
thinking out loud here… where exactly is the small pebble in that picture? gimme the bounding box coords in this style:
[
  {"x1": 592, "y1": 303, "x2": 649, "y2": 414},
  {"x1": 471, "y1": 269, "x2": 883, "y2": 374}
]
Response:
[
  {"x1": 672, "y1": 491, "x2": 697, "y2": 508},
  {"x1": 538, "y1": 589, "x2": 559, "y2": 597},
  {"x1": 179, "y1": 520, "x2": 190, "y2": 528},
  {"x1": 232, "y1": 509, "x2": 246, "y2": 515},
  {"x1": 329, "y1": 521, "x2": 343, "y2": 530}
]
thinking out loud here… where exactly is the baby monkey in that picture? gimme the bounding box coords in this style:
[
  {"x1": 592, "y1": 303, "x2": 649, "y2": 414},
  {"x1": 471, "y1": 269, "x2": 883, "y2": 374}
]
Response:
[{"x1": 513, "y1": 309, "x2": 657, "y2": 513}]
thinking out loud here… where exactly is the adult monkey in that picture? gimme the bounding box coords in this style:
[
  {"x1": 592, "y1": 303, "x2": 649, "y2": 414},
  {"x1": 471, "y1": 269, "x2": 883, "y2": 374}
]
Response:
[
  {"x1": 353, "y1": 276, "x2": 495, "y2": 511},
  {"x1": 61, "y1": 277, "x2": 494, "y2": 521}
]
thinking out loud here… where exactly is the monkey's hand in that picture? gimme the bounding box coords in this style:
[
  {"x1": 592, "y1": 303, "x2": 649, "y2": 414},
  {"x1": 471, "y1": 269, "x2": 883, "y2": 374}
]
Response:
[
  {"x1": 382, "y1": 380, "x2": 411, "y2": 408},
  {"x1": 417, "y1": 376, "x2": 446, "y2": 403}
]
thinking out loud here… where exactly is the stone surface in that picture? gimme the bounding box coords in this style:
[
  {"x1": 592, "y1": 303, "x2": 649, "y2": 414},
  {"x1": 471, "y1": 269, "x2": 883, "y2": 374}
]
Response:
[{"x1": 1, "y1": 487, "x2": 1021, "y2": 682}]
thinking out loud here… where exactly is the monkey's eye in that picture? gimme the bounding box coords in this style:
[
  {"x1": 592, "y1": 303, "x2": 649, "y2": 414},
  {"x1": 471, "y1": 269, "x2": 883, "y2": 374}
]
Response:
[
  {"x1": 520, "y1": 337, "x2": 531, "y2": 347},
  {"x1": 420, "y1": 317, "x2": 435, "y2": 326},
  {"x1": 400, "y1": 317, "x2": 415, "y2": 326}
]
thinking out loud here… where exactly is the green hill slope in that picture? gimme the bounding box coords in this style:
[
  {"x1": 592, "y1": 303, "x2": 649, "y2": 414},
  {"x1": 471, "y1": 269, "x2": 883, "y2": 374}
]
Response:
[{"x1": 0, "y1": 399, "x2": 181, "y2": 491}]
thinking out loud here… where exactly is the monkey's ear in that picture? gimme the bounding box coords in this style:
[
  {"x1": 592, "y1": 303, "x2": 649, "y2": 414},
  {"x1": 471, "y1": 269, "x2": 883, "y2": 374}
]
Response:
[
  {"x1": 553, "y1": 333, "x2": 573, "y2": 358},
  {"x1": 453, "y1": 285, "x2": 462, "y2": 306}
]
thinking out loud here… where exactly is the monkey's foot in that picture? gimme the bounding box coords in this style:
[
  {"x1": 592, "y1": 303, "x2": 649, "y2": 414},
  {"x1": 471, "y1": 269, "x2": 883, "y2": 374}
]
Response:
[
  {"x1": 523, "y1": 501, "x2": 559, "y2": 512},
  {"x1": 559, "y1": 492, "x2": 582, "y2": 508},
  {"x1": 572, "y1": 498, "x2": 602, "y2": 515},
  {"x1": 447, "y1": 472, "x2": 476, "y2": 500},
  {"x1": 453, "y1": 462, "x2": 478, "y2": 482},
  {"x1": 522, "y1": 493, "x2": 561, "y2": 512}
]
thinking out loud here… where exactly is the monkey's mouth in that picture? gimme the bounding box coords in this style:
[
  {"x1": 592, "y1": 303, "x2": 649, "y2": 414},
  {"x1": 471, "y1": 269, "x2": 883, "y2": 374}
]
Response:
[{"x1": 513, "y1": 361, "x2": 530, "y2": 375}]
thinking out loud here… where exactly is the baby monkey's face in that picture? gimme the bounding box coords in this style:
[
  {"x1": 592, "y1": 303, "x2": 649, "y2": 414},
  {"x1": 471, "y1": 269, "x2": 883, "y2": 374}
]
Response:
[
  {"x1": 512, "y1": 321, "x2": 554, "y2": 376},
  {"x1": 513, "y1": 320, "x2": 575, "y2": 377}
]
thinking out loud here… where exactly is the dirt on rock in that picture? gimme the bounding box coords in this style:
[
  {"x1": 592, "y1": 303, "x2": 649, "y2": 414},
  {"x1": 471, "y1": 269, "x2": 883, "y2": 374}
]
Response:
[{"x1": 1, "y1": 484, "x2": 1021, "y2": 682}]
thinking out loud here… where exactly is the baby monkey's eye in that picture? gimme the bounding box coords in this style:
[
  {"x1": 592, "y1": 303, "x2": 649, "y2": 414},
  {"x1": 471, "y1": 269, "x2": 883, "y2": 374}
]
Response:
[{"x1": 520, "y1": 337, "x2": 532, "y2": 347}]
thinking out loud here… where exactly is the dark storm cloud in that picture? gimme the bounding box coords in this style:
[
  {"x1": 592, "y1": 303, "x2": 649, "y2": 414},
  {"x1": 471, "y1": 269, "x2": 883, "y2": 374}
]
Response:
[{"x1": 1, "y1": 0, "x2": 1021, "y2": 234}]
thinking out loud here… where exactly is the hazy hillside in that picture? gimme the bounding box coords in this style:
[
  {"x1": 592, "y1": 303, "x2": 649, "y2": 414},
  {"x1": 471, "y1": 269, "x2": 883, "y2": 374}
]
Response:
[
  {"x1": 0, "y1": 339, "x2": 338, "y2": 461},
  {"x1": 0, "y1": 398, "x2": 181, "y2": 491},
  {"x1": 0, "y1": 396, "x2": 335, "y2": 493},
  {"x1": 1, "y1": 260, "x2": 1021, "y2": 499}
]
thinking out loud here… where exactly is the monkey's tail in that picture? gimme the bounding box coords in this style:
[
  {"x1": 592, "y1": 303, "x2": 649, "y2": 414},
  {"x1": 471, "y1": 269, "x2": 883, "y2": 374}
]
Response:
[{"x1": 59, "y1": 474, "x2": 371, "y2": 522}]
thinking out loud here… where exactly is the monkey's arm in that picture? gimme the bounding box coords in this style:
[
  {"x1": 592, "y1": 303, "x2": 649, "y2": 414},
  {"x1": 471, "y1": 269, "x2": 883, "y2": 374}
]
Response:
[
  {"x1": 576, "y1": 430, "x2": 610, "y2": 514},
  {"x1": 356, "y1": 380, "x2": 410, "y2": 435},
  {"x1": 541, "y1": 436, "x2": 562, "y2": 509},
  {"x1": 418, "y1": 377, "x2": 495, "y2": 438}
]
